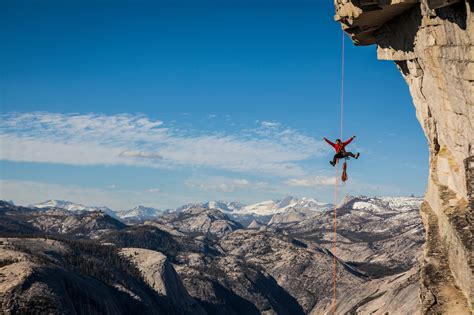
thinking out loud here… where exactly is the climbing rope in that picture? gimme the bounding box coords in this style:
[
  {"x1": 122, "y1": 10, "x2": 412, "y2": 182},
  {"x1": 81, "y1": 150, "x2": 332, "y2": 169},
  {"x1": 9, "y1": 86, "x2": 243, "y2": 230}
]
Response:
[
  {"x1": 332, "y1": 27, "x2": 345, "y2": 315},
  {"x1": 332, "y1": 161, "x2": 339, "y2": 314},
  {"x1": 340, "y1": 28, "x2": 345, "y2": 140}
]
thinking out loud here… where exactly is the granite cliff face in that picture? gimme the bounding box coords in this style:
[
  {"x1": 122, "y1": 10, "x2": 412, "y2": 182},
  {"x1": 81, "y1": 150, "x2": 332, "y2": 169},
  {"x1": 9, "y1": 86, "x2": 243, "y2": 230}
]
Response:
[{"x1": 334, "y1": 0, "x2": 473, "y2": 313}]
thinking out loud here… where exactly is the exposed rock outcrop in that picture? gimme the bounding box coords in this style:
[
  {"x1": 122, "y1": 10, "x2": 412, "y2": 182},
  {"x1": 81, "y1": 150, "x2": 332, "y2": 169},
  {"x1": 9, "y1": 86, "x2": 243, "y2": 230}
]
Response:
[
  {"x1": 334, "y1": 1, "x2": 473, "y2": 313},
  {"x1": 121, "y1": 248, "x2": 204, "y2": 314},
  {"x1": 0, "y1": 238, "x2": 175, "y2": 314},
  {"x1": 247, "y1": 219, "x2": 265, "y2": 229}
]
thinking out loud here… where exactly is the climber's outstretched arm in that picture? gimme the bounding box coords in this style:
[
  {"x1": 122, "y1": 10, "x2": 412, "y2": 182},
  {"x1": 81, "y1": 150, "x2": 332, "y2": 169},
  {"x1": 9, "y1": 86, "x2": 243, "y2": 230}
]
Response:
[
  {"x1": 323, "y1": 137, "x2": 336, "y2": 147},
  {"x1": 343, "y1": 136, "x2": 356, "y2": 146}
]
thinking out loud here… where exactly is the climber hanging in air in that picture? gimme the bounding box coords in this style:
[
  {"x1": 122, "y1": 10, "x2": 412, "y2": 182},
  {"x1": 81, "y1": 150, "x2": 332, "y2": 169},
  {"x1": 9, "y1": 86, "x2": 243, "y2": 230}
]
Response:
[{"x1": 323, "y1": 136, "x2": 360, "y2": 166}]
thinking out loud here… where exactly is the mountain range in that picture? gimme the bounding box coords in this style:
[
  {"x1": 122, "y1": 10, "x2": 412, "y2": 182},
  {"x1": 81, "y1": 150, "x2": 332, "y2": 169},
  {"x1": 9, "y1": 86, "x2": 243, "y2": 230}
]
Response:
[
  {"x1": 0, "y1": 195, "x2": 423, "y2": 314},
  {"x1": 32, "y1": 196, "x2": 333, "y2": 224}
]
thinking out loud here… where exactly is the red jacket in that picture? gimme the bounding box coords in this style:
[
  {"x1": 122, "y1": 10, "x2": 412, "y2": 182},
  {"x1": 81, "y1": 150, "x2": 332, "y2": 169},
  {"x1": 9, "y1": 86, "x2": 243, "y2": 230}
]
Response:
[{"x1": 324, "y1": 137, "x2": 354, "y2": 153}]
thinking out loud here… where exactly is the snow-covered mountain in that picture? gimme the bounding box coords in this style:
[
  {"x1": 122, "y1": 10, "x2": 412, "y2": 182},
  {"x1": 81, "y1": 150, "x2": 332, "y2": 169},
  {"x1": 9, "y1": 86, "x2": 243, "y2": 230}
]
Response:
[
  {"x1": 206, "y1": 201, "x2": 244, "y2": 212},
  {"x1": 239, "y1": 196, "x2": 332, "y2": 216},
  {"x1": 175, "y1": 201, "x2": 244, "y2": 213},
  {"x1": 33, "y1": 200, "x2": 118, "y2": 219},
  {"x1": 30, "y1": 196, "x2": 418, "y2": 224},
  {"x1": 116, "y1": 205, "x2": 164, "y2": 220},
  {"x1": 154, "y1": 207, "x2": 242, "y2": 237},
  {"x1": 176, "y1": 197, "x2": 331, "y2": 216}
]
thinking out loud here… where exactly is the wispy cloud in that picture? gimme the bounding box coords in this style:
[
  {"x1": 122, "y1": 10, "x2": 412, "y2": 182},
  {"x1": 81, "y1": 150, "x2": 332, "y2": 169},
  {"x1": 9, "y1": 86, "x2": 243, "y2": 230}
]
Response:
[
  {"x1": 0, "y1": 179, "x2": 146, "y2": 210},
  {"x1": 0, "y1": 112, "x2": 325, "y2": 176},
  {"x1": 185, "y1": 177, "x2": 253, "y2": 193},
  {"x1": 0, "y1": 179, "x2": 197, "y2": 209},
  {"x1": 258, "y1": 120, "x2": 280, "y2": 128},
  {"x1": 147, "y1": 188, "x2": 161, "y2": 194},
  {"x1": 286, "y1": 175, "x2": 336, "y2": 187},
  {"x1": 119, "y1": 151, "x2": 163, "y2": 159}
]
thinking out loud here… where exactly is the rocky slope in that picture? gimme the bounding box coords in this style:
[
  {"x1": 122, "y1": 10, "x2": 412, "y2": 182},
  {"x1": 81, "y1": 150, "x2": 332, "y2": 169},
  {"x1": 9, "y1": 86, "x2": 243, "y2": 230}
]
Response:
[
  {"x1": 120, "y1": 248, "x2": 205, "y2": 314},
  {"x1": 0, "y1": 238, "x2": 177, "y2": 314},
  {"x1": 284, "y1": 196, "x2": 424, "y2": 314},
  {"x1": 286, "y1": 196, "x2": 424, "y2": 273},
  {"x1": 334, "y1": 0, "x2": 473, "y2": 313}
]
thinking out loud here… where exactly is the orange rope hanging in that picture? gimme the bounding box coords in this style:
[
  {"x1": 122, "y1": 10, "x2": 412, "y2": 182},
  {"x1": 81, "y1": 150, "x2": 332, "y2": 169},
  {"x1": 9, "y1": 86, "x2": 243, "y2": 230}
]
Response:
[
  {"x1": 332, "y1": 27, "x2": 345, "y2": 315},
  {"x1": 332, "y1": 161, "x2": 339, "y2": 314}
]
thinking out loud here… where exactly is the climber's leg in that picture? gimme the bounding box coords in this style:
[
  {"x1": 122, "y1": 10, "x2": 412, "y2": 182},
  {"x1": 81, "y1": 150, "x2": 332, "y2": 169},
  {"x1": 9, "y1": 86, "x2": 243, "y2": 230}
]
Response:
[
  {"x1": 344, "y1": 152, "x2": 359, "y2": 159},
  {"x1": 331, "y1": 153, "x2": 344, "y2": 166}
]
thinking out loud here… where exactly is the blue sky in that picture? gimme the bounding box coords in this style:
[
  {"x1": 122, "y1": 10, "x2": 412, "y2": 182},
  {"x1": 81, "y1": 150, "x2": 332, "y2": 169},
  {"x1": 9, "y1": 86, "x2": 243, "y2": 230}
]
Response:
[{"x1": 0, "y1": 0, "x2": 428, "y2": 209}]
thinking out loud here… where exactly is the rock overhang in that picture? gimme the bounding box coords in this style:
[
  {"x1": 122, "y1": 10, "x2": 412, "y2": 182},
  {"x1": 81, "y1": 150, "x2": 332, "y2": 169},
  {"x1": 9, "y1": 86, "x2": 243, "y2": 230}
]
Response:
[{"x1": 334, "y1": 0, "x2": 461, "y2": 46}]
